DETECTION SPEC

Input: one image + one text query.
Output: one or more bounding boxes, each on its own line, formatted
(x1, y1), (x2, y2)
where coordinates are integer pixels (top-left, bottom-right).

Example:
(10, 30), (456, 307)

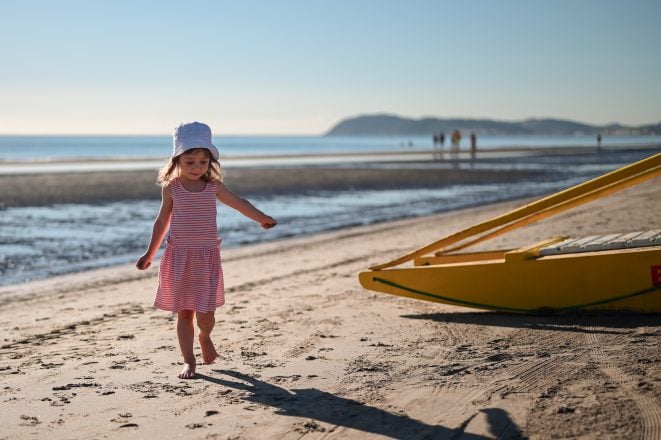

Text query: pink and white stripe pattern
(155, 178), (225, 312)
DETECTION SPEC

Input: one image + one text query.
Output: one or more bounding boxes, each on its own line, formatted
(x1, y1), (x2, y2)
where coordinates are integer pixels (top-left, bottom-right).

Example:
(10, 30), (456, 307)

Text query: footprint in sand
(52, 382), (100, 391)
(19, 415), (40, 426)
(185, 423), (207, 429)
(111, 414), (133, 423)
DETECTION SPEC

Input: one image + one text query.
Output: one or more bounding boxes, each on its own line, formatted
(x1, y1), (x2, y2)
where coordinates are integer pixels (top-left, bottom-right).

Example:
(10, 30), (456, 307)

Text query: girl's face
(179, 150), (210, 181)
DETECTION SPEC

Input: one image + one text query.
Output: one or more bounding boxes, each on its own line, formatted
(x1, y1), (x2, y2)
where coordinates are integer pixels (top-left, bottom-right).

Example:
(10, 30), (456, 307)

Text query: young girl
(136, 121), (277, 379)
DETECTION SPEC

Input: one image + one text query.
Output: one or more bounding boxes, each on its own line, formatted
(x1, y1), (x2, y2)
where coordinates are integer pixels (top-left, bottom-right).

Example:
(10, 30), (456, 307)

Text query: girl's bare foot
(178, 361), (196, 379)
(199, 334), (219, 364)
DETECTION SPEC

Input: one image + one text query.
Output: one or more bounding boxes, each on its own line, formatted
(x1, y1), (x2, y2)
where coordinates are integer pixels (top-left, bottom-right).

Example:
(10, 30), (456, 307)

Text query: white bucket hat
(172, 121), (219, 160)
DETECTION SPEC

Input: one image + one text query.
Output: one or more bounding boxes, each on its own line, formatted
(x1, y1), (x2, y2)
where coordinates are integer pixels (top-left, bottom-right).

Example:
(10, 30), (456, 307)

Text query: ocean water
(1, 134), (661, 161)
(0, 148), (656, 287)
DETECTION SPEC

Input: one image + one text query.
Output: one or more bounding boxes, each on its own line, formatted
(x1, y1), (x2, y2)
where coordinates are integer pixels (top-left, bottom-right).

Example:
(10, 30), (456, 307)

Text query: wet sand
(0, 164), (545, 207)
(0, 178), (659, 439)
(2, 145), (658, 207)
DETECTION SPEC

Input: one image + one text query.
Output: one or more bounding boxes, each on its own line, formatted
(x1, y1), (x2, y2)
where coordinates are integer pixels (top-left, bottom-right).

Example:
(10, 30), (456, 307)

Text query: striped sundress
(154, 177), (225, 313)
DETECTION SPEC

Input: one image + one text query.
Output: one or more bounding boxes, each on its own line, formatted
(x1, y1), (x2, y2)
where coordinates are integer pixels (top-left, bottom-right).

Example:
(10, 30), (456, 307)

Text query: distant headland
(325, 114), (661, 136)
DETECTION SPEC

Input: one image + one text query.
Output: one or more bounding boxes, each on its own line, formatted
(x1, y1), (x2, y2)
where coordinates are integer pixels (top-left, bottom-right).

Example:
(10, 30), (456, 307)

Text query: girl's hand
(261, 216), (277, 229)
(136, 254), (152, 270)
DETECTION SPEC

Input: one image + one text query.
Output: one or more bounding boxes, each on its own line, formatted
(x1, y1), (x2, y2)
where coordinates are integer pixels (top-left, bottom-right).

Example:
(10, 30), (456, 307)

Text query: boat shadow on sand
(197, 369), (519, 439)
(401, 311), (661, 335)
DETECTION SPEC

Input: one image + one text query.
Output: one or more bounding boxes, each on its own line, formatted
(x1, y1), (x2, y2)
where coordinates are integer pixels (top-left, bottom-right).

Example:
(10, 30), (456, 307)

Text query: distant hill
(325, 114), (661, 136)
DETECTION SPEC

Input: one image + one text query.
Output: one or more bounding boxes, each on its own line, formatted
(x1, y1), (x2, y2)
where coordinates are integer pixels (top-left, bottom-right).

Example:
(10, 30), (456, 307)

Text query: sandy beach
(2, 0), (660, 437)
(0, 171), (659, 438)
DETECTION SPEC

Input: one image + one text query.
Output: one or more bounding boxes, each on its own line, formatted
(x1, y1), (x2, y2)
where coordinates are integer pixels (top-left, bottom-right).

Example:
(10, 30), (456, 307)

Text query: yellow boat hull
(359, 246), (661, 313)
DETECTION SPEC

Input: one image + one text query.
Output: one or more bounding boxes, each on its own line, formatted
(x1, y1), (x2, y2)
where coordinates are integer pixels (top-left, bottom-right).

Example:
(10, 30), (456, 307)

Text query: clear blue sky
(1, 0), (659, 134)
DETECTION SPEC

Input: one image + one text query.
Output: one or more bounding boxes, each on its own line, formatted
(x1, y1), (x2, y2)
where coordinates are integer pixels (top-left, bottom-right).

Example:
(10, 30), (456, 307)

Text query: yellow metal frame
(360, 153), (661, 313)
(370, 153), (661, 270)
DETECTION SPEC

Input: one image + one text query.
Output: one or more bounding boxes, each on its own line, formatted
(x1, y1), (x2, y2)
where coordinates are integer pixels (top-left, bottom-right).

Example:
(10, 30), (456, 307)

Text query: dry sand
(0, 179), (659, 439)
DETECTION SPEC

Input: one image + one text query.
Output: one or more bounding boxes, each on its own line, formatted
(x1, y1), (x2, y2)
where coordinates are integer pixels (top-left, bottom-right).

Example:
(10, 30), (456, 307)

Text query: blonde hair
(157, 148), (223, 186)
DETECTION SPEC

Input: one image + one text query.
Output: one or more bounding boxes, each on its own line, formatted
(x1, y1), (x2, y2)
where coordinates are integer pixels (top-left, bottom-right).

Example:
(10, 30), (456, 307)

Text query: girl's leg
(176, 310), (196, 378)
(196, 311), (219, 364)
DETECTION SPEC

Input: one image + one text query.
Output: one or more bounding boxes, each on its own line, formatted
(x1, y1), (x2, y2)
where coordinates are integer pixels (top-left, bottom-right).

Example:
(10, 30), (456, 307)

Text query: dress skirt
(154, 240), (225, 313)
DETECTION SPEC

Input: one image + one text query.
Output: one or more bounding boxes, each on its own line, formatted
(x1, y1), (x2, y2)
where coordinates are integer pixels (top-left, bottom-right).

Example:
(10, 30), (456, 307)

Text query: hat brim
(173, 144), (219, 160)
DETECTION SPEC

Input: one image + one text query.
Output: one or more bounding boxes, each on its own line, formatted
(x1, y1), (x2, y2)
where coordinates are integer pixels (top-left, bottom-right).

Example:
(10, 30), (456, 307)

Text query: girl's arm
(216, 181), (277, 229)
(136, 185), (173, 270)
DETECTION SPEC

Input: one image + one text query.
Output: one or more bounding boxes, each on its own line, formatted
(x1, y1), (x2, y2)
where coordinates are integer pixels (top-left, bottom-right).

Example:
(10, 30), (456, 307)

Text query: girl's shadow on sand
(197, 369), (515, 439)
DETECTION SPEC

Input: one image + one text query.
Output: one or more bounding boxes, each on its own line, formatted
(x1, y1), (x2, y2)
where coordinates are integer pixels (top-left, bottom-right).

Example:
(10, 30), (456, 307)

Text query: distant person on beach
(470, 131), (477, 160)
(136, 121), (277, 379)
(438, 131), (445, 160)
(450, 130), (461, 160)
(432, 132), (444, 160)
(597, 133), (602, 151)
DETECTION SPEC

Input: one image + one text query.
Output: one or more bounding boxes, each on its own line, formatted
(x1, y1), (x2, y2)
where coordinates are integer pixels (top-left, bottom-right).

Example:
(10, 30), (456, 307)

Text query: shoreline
(2, 175), (659, 295)
(1, 142), (659, 163)
(0, 180), (659, 438)
(0, 143), (658, 175)
(1, 149), (658, 291)
(1, 146), (659, 208)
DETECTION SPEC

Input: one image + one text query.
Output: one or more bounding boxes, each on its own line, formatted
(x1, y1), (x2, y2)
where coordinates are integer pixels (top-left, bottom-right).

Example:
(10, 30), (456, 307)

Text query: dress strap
(206, 180), (218, 193)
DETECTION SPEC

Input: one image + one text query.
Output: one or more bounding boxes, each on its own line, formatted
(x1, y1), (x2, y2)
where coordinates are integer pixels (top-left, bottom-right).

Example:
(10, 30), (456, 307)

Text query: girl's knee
(178, 310), (195, 321)
(196, 311), (215, 328)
